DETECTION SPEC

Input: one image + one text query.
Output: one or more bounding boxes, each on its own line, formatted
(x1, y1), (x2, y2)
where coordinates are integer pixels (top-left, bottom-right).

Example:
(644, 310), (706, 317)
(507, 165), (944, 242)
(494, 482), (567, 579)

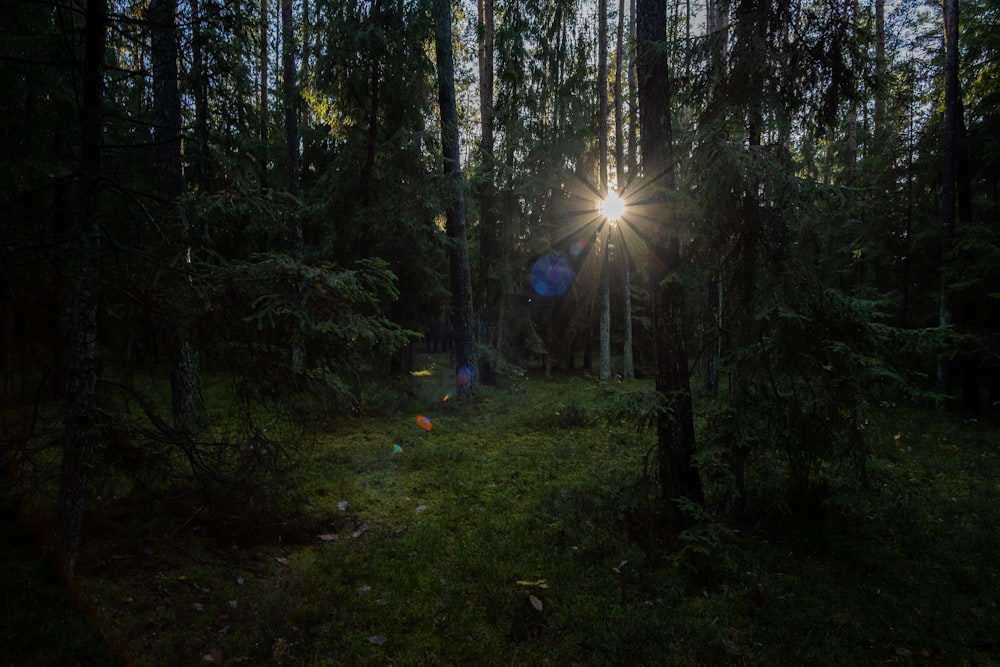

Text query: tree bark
(598, 0), (612, 381)
(636, 0), (703, 522)
(282, 0), (304, 372)
(152, 0), (208, 434)
(937, 0), (959, 410)
(259, 0), (269, 189)
(616, 0), (634, 381)
(56, 0), (107, 583)
(190, 0), (209, 192)
(476, 0), (498, 383)
(434, 0), (476, 393)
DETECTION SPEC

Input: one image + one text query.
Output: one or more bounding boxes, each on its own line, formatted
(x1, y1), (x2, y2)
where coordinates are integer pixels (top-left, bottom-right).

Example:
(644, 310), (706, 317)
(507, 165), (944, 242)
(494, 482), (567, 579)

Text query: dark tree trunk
(152, 0), (208, 434)
(704, 272), (720, 394)
(434, 0), (476, 393)
(616, 0), (634, 381)
(636, 0), (704, 523)
(282, 0), (304, 372)
(259, 0), (269, 189)
(190, 0), (209, 191)
(56, 0), (107, 583)
(361, 0), (382, 206)
(937, 0), (959, 410)
(598, 0), (612, 381)
(476, 0), (498, 384)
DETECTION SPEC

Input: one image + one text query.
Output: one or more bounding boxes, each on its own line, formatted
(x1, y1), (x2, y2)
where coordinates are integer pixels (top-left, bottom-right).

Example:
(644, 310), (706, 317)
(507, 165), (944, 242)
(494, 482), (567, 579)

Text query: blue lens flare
(530, 254), (574, 296)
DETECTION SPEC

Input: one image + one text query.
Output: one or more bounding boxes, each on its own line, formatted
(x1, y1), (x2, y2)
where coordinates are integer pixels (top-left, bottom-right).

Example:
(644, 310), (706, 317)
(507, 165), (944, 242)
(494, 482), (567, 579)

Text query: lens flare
(530, 254), (574, 296)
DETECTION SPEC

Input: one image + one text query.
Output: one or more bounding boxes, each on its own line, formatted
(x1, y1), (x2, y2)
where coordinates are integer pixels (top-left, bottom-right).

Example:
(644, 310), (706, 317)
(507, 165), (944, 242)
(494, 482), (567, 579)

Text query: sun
(599, 190), (626, 222)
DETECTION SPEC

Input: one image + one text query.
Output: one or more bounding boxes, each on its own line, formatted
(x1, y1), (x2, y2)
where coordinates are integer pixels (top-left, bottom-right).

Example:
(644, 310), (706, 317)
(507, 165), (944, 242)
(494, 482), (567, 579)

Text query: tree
(150, 0), (209, 434)
(636, 0), (704, 522)
(616, 0), (635, 381)
(259, 0), (270, 189)
(476, 0), (499, 383)
(598, 0), (612, 382)
(55, 0), (107, 582)
(433, 0), (476, 392)
(937, 0), (959, 409)
(282, 0), (304, 372)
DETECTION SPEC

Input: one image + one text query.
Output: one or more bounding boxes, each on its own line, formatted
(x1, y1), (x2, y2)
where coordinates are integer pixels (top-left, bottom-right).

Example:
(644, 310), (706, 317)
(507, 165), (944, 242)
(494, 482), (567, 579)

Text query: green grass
(3, 356), (999, 666)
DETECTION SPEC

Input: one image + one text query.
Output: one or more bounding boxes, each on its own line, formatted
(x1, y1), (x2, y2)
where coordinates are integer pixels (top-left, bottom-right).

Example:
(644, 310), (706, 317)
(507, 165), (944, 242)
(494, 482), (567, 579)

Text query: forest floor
(3, 353), (999, 666)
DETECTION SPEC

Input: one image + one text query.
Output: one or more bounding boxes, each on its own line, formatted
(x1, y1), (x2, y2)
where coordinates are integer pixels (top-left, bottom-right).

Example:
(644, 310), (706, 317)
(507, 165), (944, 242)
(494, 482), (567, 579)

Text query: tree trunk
(598, 0), (612, 381)
(476, 0), (497, 384)
(259, 0), (269, 189)
(56, 0), (107, 583)
(704, 272), (720, 393)
(627, 0), (638, 182)
(190, 0), (209, 192)
(282, 0), (304, 373)
(152, 0), (208, 434)
(636, 0), (703, 522)
(616, 0), (634, 381)
(361, 0), (382, 206)
(937, 0), (959, 410)
(434, 0), (476, 394)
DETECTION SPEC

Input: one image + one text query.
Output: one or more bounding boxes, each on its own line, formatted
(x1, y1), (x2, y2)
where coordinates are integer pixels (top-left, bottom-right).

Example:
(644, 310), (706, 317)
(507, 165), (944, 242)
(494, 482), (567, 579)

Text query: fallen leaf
(415, 505), (428, 512)
(352, 523), (369, 538)
(894, 646), (913, 657)
(368, 635), (388, 645)
(202, 648), (223, 664)
(271, 638), (289, 662)
(516, 579), (549, 588)
(337, 500), (348, 511)
(317, 533), (339, 542)
(529, 594), (544, 611)
(275, 556), (290, 565)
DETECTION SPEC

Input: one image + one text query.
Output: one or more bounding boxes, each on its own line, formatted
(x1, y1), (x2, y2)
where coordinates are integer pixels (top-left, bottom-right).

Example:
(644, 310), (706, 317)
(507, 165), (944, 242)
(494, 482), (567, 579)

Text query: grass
(2, 354), (999, 666)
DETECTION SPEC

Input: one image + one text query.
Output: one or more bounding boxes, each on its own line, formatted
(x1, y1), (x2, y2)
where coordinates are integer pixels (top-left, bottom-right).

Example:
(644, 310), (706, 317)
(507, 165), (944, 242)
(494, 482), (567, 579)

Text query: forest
(1, 0), (999, 664)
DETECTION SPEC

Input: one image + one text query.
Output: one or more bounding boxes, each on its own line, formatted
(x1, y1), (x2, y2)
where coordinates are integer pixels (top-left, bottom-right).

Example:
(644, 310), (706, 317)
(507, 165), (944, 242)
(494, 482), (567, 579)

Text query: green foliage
(208, 254), (417, 396)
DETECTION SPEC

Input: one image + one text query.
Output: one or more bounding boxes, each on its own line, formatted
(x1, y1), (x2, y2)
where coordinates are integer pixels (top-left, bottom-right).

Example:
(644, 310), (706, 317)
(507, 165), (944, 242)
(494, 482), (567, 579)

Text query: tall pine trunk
(434, 0), (476, 394)
(282, 0), (304, 373)
(259, 0), (269, 189)
(152, 0), (208, 434)
(476, 0), (498, 384)
(937, 0), (959, 410)
(636, 0), (703, 524)
(616, 0), (634, 380)
(598, 0), (612, 381)
(56, 0), (107, 583)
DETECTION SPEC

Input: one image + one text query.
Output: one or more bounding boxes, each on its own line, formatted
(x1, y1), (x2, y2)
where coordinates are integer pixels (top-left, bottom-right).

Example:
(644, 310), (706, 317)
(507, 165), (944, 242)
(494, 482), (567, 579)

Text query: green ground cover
(3, 356), (999, 666)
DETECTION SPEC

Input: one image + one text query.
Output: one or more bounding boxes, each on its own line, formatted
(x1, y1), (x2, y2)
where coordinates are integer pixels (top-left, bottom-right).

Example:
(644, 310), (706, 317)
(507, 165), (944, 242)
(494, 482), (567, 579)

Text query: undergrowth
(2, 355), (998, 666)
